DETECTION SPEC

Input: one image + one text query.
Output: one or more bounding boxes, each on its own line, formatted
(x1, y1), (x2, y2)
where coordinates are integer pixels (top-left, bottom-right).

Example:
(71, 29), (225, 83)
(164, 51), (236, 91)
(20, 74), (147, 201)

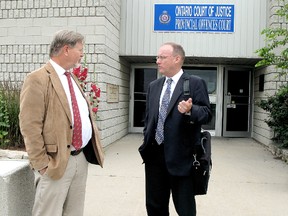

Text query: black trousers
(144, 144), (196, 216)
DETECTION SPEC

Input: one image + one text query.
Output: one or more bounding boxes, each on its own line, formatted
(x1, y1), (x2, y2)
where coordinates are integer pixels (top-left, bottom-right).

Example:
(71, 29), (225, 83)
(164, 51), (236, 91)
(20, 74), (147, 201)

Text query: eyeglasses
(155, 56), (172, 61)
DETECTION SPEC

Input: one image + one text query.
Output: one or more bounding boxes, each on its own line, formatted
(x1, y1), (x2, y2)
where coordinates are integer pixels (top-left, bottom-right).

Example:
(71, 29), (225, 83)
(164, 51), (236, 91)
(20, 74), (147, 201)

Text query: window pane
(133, 68), (157, 127)
(134, 68), (157, 93)
(183, 67), (217, 94)
(134, 101), (146, 127)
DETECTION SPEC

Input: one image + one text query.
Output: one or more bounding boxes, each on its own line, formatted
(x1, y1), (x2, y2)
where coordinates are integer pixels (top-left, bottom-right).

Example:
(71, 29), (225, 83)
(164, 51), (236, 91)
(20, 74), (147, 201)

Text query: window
(183, 67), (217, 94)
(133, 68), (157, 127)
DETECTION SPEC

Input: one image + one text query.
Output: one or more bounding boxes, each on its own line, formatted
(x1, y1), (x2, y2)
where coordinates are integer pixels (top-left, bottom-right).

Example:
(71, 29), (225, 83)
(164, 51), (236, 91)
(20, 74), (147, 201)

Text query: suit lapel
(153, 77), (166, 121)
(167, 73), (189, 115)
(44, 63), (72, 124)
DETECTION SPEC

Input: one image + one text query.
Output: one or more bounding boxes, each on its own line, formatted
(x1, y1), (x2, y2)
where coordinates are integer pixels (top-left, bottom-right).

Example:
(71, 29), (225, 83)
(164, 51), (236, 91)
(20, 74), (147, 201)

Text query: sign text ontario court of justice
(154, 4), (234, 32)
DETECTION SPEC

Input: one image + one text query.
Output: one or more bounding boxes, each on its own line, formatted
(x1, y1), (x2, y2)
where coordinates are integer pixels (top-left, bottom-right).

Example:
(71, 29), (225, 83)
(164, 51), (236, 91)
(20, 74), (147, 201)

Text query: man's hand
(178, 98), (192, 114)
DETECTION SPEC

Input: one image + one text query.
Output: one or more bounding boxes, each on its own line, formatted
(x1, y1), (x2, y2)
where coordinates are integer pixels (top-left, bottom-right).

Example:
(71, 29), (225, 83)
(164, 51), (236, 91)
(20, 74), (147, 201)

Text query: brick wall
(0, 0), (129, 147)
(253, 0), (288, 146)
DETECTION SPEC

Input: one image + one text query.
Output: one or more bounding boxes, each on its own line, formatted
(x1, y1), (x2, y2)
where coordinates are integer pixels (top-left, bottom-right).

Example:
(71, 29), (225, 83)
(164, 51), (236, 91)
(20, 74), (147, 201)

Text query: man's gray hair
(163, 42), (185, 62)
(49, 30), (84, 57)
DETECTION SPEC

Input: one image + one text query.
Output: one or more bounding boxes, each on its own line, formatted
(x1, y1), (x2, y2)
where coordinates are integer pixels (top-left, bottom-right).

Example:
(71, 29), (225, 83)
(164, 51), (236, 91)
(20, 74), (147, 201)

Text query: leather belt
(70, 148), (83, 156)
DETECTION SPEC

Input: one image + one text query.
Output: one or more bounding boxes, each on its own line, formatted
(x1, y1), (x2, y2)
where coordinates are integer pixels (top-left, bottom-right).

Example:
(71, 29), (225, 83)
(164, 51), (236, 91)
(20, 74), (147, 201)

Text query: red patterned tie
(65, 72), (82, 150)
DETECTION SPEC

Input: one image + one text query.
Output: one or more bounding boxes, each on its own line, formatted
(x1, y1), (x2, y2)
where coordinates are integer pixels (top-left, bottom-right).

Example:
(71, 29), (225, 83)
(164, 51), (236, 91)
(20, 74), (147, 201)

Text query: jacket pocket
(45, 144), (58, 153)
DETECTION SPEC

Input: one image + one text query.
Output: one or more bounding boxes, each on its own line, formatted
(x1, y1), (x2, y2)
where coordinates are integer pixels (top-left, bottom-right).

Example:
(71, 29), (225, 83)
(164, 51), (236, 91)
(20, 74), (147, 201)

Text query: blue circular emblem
(159, 11), (171, 24)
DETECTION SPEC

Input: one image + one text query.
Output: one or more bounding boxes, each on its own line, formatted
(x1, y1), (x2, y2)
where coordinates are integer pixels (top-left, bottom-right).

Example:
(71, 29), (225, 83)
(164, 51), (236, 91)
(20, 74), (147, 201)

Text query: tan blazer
(19, 62), (104, 180)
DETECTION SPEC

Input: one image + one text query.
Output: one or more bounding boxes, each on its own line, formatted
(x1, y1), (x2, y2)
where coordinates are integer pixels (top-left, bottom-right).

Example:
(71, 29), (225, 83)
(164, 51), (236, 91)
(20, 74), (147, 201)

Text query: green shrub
(0, 93), (10, 146)
(259, 84), (288, 148)
(0, 81), (24, 148)
(255, 0), (288, 72)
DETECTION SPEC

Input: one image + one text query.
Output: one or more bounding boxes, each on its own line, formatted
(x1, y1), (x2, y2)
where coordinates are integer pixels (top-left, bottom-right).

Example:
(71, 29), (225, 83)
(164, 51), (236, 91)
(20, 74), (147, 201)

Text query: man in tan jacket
(19, 30), (104, 216)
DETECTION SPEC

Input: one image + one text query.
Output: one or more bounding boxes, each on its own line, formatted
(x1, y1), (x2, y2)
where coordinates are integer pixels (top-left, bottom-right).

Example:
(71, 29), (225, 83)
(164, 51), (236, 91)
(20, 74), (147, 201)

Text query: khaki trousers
(32, 152), (88, 216)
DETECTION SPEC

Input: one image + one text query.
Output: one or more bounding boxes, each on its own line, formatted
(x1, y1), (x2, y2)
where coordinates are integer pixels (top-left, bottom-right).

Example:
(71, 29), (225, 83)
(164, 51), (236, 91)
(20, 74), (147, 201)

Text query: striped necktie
(155, 78), (172, 144)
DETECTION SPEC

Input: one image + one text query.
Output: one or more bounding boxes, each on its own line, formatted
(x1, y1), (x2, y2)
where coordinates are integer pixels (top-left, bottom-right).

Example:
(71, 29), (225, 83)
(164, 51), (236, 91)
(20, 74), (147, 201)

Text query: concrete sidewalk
(84, 134), (288, 216)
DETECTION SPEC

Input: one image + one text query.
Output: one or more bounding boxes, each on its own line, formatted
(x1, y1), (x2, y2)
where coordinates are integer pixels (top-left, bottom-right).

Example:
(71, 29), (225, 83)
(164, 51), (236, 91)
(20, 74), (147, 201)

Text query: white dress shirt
(159, 69), (184, 108)
(49, 59), (92, 150)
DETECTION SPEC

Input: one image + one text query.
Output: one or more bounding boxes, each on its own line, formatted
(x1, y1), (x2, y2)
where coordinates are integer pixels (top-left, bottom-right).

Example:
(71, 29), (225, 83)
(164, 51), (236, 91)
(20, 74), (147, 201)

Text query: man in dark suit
(139, 42), (211, 216)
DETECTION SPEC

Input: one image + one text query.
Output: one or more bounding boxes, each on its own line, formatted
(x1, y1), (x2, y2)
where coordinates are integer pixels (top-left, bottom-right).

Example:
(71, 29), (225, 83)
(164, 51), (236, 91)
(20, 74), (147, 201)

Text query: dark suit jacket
(139, 72), (211, 176)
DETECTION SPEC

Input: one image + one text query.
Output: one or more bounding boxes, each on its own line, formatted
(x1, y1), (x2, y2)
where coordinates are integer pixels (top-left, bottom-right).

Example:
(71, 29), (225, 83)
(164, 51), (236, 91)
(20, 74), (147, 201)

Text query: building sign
(154, 4), (234, 32)
(107, 83), (119, 103)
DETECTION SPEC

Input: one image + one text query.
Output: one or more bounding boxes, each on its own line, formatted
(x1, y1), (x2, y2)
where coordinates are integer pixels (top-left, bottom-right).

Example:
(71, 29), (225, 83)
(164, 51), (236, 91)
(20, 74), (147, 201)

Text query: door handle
(226, 92), (236, 108)
(226, 92), (231, 104)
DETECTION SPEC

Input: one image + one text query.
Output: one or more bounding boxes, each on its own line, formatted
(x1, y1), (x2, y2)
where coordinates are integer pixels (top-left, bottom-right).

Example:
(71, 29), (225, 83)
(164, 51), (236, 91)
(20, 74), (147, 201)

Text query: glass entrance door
(129, 68), (158, 133)
(223, 68), (251, 137)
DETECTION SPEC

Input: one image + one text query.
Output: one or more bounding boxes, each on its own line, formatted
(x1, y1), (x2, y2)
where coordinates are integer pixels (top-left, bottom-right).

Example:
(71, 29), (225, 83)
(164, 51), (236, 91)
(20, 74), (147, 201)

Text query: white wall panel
(120, 0), (268, 58)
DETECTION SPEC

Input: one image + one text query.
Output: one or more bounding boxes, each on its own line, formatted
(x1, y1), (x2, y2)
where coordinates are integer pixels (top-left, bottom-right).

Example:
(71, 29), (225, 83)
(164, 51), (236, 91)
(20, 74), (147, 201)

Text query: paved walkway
(84, 134), (288, 216)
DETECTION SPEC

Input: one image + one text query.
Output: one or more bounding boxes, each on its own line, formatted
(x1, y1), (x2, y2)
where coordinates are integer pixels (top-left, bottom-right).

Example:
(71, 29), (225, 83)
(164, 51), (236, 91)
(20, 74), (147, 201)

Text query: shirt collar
(49, 59), (66, 76)
(166, 69), (183, 84)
